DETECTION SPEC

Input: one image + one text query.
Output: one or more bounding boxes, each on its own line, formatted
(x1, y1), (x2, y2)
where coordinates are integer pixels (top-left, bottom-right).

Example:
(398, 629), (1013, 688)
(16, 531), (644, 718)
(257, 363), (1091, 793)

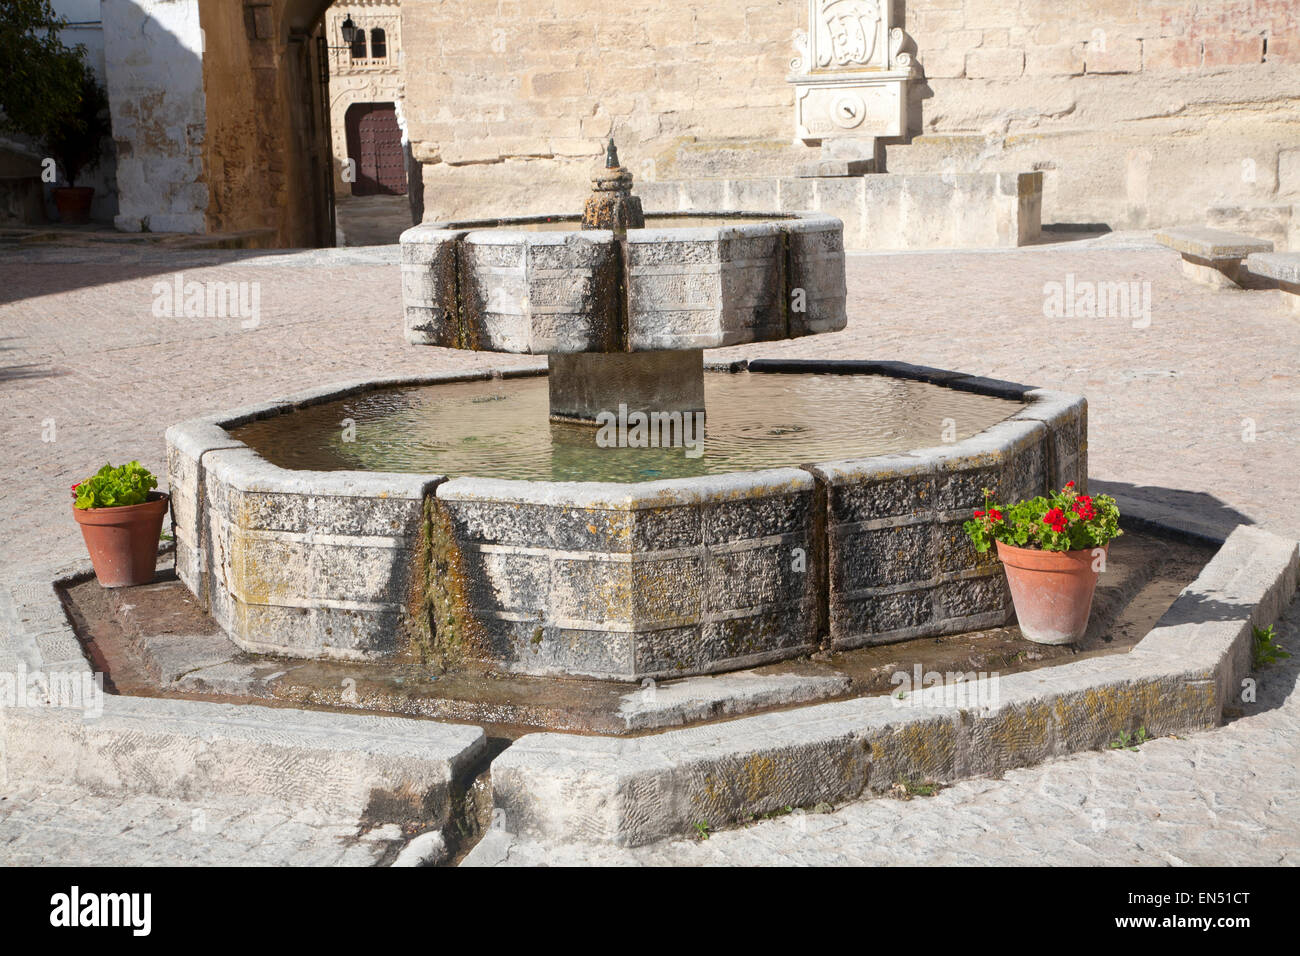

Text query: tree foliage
(0, 0), (86, 141)
(46, 66), (110, 184)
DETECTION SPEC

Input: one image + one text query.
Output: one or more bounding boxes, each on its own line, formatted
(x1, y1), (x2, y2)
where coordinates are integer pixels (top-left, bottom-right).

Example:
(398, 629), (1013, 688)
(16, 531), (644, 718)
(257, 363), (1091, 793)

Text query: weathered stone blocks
(433, 469), (820, 680)
(166, 390), (446, 662)
(400, 212), (847, 354)
(401, 227), (463, 347)
(810, 406), (1084, 652)
(166, 366), (1083, 678)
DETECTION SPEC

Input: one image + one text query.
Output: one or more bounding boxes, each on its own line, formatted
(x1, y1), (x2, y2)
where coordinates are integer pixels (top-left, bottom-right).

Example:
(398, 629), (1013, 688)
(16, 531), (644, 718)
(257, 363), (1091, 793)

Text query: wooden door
(345, 102), (406, 196)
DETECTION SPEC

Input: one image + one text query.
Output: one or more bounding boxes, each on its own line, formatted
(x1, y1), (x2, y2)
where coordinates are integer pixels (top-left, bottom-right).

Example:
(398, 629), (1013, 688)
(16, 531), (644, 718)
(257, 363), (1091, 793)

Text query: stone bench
(1155, 226), (1274, 288)
(1245, 252), (1300, 314)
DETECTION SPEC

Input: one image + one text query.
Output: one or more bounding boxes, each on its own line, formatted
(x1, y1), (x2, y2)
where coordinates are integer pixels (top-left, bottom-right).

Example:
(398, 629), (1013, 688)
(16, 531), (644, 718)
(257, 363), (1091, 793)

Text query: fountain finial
(583, 140), (644, 233)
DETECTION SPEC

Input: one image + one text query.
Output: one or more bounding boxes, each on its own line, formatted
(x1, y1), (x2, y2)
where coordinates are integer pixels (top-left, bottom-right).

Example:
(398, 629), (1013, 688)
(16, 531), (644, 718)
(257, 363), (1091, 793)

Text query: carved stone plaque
(788, 0), (916, 146)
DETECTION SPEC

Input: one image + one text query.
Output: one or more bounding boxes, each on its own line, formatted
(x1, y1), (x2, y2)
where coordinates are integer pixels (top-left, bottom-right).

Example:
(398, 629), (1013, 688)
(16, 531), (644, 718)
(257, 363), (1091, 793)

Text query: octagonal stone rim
(165, 362), (1086, 674)
(165, 362), (1077, 505)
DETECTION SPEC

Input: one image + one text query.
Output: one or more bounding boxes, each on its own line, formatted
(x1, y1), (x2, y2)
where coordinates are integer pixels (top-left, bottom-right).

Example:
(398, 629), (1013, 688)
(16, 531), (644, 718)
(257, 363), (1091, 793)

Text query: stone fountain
(400, 141), (848, 424)
(166, 144), (1087, 681)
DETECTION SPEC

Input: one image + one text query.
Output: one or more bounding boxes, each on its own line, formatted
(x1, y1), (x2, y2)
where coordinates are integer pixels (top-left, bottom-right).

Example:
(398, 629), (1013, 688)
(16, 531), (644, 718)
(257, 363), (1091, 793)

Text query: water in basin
(230, 372), (1024, 483)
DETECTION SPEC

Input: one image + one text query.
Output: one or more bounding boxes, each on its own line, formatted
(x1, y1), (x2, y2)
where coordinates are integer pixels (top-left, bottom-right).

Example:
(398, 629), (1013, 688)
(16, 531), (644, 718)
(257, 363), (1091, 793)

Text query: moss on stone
(411, 496), (490, 668)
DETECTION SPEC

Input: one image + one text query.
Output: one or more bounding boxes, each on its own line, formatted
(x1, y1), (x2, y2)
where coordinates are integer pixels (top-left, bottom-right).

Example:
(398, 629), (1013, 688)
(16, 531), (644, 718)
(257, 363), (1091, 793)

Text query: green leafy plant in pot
(964, 481), (1122, 645)
(72, 462), (169, 587)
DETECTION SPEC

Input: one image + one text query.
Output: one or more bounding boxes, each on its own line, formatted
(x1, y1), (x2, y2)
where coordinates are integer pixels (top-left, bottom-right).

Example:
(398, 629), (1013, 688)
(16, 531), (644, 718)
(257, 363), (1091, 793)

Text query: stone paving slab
(0, 783), (405, 866)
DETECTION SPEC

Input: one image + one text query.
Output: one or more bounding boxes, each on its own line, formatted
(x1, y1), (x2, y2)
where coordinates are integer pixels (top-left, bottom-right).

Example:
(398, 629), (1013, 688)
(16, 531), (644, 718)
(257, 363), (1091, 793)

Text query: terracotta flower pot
(996, 540), (1106, 645)
(73, 492), (169, 588)
(52, 186), (95, 225)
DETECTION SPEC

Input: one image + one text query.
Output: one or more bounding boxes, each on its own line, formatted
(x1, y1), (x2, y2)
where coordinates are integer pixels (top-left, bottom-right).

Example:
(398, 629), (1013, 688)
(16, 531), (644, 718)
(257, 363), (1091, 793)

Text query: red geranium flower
(989, 509), (1003, 521)
(1043, 507), (1067, 533)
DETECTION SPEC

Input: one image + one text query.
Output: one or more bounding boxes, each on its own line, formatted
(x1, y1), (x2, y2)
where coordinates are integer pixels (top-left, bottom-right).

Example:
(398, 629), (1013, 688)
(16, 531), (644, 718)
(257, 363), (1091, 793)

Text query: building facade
(402, 0), (1300, 247)
(10, 1), (1299, 248)
(325, 2), (406, 197)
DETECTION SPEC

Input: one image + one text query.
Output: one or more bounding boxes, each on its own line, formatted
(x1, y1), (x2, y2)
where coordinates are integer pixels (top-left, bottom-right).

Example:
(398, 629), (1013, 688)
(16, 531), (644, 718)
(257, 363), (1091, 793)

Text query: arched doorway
(344, 102), (407, 196)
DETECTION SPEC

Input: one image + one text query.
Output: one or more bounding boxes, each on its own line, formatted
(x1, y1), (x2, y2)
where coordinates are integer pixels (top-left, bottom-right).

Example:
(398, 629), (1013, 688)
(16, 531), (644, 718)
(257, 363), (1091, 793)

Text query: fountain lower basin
(165, 361), (1087, 681)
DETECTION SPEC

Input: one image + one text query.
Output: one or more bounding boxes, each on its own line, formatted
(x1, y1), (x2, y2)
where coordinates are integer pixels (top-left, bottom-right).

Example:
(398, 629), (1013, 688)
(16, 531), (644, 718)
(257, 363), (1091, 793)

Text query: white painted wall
(100, 0), (207, 233)
(52, 0), (107, 76)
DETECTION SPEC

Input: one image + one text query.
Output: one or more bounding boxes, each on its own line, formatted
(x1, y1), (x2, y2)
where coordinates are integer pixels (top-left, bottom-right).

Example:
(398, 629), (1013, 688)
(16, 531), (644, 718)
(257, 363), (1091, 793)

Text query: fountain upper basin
(400, 210), (847, 354)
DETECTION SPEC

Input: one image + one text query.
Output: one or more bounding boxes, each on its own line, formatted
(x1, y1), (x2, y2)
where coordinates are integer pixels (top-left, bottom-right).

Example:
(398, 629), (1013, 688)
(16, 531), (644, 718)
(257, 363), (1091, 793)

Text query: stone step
(1, 694), (487, 829)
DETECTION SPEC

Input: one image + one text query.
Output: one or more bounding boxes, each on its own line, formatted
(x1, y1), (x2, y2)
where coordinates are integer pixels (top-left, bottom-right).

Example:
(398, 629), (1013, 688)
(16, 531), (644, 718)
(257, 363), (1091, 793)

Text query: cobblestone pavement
(0, 785), (406, 866)
(1, 232), (1297, 865)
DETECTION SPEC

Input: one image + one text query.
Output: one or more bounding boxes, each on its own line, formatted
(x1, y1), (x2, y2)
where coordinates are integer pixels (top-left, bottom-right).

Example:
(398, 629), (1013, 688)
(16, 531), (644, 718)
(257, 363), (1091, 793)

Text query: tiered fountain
(166, 144), (1086, 681)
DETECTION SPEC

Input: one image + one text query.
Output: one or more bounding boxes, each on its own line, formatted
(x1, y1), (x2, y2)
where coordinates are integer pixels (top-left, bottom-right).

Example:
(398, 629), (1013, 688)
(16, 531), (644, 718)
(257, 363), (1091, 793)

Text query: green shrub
(72, 462), (158, 509)
(1253, 624), (1290, 669)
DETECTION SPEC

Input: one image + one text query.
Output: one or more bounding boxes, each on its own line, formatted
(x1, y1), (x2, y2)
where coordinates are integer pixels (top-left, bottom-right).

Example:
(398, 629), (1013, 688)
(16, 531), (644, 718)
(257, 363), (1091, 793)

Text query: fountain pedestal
(547, 350), (705, 424)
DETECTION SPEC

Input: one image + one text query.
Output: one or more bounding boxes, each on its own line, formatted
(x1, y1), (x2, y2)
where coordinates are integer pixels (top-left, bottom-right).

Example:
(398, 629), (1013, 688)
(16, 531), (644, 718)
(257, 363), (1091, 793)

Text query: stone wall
(402, 0), (806, 223)
(402, 0), (1300, 245)
(96, 0), (333, 244)
(198, 0), (335, 247)
(895, 0), (1300, 245)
